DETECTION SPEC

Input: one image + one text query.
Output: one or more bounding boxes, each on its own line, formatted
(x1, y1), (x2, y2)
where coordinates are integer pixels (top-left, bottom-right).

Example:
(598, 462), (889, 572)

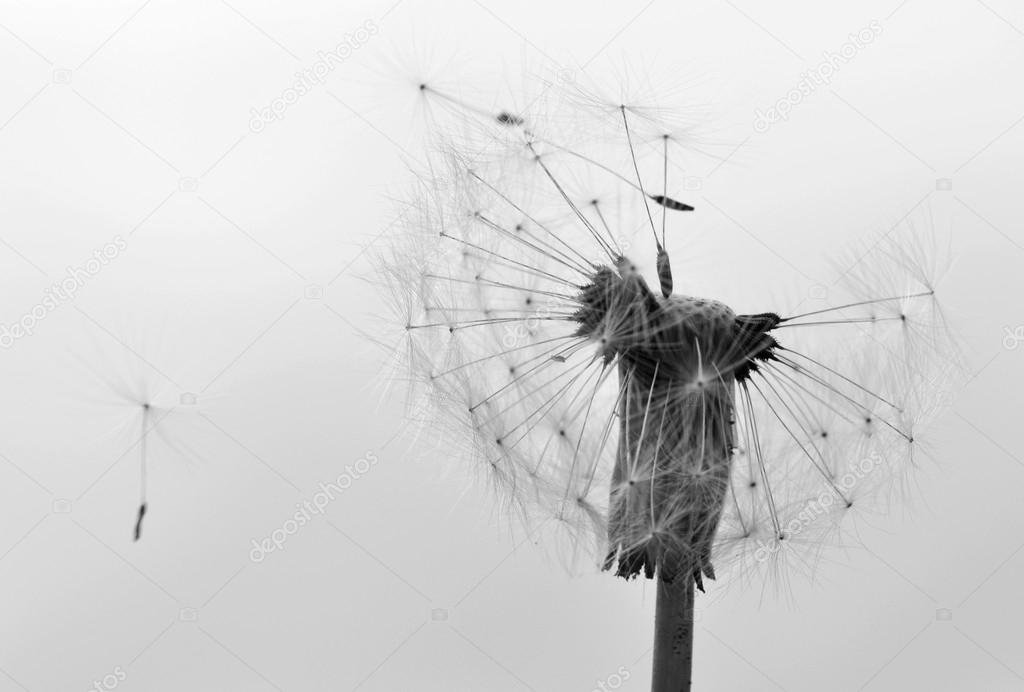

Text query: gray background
(0, 0), (1022, 690)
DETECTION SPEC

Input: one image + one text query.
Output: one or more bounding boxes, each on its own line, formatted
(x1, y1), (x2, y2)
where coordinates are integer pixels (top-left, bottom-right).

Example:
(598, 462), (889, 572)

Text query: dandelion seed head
(378, 67), (959, 586)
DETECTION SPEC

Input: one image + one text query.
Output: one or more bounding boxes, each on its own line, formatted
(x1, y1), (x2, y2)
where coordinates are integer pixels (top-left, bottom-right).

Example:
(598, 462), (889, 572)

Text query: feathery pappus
(376, 71), (957, 593)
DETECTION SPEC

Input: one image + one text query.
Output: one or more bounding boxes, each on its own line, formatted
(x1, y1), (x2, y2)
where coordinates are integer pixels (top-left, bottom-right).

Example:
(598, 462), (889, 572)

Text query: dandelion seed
(379, 70), (957, 691)
(70, 325), (208, 544)
(135, 401), (151, 541)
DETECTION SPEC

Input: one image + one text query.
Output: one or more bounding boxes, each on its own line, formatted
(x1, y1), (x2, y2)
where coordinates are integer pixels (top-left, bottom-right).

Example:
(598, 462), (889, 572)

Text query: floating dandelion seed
(136, 401), (151, 541)
(379, 71), (956, 691)
(71, 326), (207, 544)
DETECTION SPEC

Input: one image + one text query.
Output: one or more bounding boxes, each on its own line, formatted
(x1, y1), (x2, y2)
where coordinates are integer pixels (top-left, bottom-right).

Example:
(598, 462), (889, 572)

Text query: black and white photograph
(1, 1), (1022, 690)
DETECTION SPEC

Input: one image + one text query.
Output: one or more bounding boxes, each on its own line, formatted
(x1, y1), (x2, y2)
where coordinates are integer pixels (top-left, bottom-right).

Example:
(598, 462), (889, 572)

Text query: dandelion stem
(652, 576), (695, 692)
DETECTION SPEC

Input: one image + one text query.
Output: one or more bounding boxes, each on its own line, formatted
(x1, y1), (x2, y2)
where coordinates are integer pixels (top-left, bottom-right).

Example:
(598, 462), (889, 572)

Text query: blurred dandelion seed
(135, 401), (150, 541)
(378, 69), (956, 691)
(71, 324), (207, 544)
